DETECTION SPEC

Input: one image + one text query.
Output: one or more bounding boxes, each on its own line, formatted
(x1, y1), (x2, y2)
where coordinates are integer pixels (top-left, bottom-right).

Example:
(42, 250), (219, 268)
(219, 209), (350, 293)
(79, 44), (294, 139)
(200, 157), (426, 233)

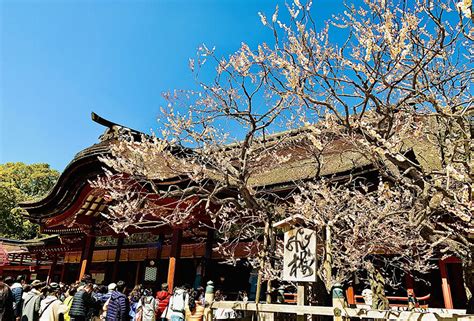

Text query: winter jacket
(38, 295), (62, 321)
(93, 292), (110, 305)
(105, 291), (129, 321)
(0, 284), (15, 321)
(136, 296), (156, 321)
(69, 290), (93, 318)
(22, 289), (41, 321)
(155, 291), (170, 316)
(11, 283), (23, 317)
(102, 292), (112, 303)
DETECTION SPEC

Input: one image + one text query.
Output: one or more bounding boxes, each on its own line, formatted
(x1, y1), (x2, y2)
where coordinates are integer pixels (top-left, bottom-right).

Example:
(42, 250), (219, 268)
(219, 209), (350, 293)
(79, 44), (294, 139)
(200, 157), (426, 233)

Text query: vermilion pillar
(167, 229), (182, 291)
(78, 235), (96, 281)
(346, 285), (355, 306)
(439, 259), (454, 309)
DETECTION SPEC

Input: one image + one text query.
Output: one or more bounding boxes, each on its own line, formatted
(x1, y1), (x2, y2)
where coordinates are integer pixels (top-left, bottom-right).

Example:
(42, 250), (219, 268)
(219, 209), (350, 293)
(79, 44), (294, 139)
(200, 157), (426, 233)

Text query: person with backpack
(38, 284), (62, 321)
(0, 275), (15, 321)
(168, 286), (188, 321)
(136, 289), (156, 321)
(22, 280), (44, 321)
(155, 284), (170, 321)
(105, 281), (129, 321)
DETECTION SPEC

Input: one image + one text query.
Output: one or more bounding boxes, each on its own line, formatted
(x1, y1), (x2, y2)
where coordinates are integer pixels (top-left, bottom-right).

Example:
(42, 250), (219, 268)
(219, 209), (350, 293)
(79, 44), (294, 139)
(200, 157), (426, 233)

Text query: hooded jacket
(105, 290), (129, 321)
(22, 289), (41, 321)
(38, 295), (62, 321)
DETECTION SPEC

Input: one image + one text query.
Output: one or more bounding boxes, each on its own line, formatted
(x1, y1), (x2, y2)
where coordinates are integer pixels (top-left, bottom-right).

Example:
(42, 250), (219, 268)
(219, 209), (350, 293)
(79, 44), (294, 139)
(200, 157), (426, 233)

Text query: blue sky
(0, 0), (344, 171)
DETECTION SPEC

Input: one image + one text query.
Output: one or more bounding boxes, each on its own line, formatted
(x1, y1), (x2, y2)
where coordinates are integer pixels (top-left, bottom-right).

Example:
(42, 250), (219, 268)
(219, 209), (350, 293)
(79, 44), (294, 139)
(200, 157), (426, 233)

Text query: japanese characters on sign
(282, 228), (317, 282)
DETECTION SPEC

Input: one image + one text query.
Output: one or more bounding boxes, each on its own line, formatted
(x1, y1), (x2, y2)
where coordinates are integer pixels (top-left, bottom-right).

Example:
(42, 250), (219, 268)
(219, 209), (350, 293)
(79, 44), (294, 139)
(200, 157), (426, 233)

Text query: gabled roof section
(18, 112), (140, 224)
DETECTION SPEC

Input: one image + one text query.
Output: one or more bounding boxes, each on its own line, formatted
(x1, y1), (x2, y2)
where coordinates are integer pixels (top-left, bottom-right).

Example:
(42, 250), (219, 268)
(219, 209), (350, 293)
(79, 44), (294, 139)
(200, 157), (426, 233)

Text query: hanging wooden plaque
(282, 227), (317, 282)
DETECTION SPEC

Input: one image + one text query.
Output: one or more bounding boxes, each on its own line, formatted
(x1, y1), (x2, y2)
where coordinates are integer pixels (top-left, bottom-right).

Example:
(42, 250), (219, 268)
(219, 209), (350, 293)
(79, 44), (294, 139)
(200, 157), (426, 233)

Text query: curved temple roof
(19, 113), (191, 235)
(19, 112), (441, 235)
(18, 113), (138, 228)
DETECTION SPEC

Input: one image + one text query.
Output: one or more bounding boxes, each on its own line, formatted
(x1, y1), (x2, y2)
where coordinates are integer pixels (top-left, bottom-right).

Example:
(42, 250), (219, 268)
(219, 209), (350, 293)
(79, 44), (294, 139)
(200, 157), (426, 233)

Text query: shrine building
(0, 112), (468, 309)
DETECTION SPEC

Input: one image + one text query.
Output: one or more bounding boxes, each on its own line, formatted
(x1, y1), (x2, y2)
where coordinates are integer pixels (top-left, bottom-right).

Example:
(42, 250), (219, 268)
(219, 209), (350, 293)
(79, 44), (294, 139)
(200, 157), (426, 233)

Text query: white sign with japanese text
(282, 228), (317, 282)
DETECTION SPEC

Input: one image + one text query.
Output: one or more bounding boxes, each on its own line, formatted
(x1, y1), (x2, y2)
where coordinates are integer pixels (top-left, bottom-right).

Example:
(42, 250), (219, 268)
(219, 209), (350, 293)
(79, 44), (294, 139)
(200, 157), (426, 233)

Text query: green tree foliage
(0, 162), (59, 239)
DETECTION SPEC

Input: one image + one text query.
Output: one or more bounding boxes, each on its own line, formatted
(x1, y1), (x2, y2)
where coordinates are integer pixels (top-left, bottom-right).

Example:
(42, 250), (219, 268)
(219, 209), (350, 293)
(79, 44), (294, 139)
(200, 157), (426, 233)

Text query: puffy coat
(69, 290), (93, 318)
(155, 291), (170, 315)
(105, 291), (129, 321)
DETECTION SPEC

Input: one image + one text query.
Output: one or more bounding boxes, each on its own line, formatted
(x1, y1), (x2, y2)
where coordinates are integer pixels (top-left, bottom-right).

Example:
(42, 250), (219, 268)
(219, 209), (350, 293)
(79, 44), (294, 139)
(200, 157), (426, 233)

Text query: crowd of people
(0, 274), (224, 321)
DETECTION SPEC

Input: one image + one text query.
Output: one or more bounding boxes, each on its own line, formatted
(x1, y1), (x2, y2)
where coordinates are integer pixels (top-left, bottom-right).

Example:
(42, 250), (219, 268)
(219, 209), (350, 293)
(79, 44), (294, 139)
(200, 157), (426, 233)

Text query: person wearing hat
(106, 283), (116, 300)
(0, 275), (15, 321)
(38, 283), (62, 321)
(22, 280), (44, 321)
(105, 281), (129, 321)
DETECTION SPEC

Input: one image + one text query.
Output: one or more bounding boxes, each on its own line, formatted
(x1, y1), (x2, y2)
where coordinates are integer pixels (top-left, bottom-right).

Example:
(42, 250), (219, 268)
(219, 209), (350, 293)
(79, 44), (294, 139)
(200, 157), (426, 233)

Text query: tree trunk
(322, 224), (333, 292)
(366, 262), (389, 310)
(255, 221), (270, 304)
(463, 261), (474, 313)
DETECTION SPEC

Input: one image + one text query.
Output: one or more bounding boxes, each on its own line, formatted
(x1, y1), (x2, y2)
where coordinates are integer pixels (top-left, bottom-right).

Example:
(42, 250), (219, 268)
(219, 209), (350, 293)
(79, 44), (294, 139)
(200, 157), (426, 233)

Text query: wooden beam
(296, 283), (307, 321)
(78, 235), (96, 281)
(60, 263), (66, 283)
(47, 255), (57, 284)
(112, 236), (124, 281)
(157, 234), (164, 260)
(135, 261), (142, 285)
(439, 259), (454, 309)
(2, 265), (51, 271)
(202, 228), (214, 282)
(209, 301), (469, 320)
(167, 229), (182, 292)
